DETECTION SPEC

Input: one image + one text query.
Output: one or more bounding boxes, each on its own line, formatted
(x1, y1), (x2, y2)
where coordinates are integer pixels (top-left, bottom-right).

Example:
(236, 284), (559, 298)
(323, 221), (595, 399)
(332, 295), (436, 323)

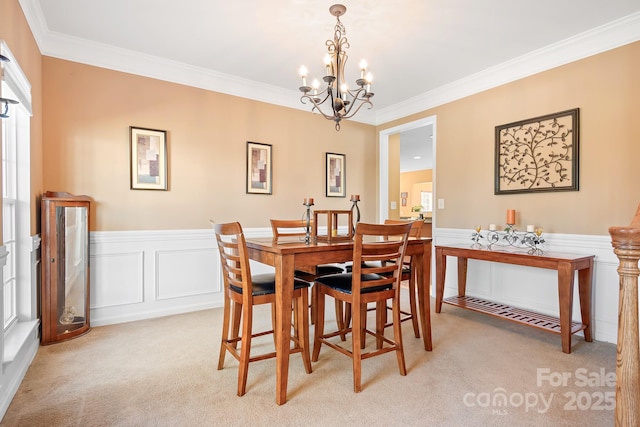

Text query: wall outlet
(390, 201), (397, 210)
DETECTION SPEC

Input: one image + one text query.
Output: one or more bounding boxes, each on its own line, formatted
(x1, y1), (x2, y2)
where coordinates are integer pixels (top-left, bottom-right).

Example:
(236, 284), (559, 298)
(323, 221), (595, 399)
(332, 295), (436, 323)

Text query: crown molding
(18, 1), (639, 127)
(375, 11), (640, 125)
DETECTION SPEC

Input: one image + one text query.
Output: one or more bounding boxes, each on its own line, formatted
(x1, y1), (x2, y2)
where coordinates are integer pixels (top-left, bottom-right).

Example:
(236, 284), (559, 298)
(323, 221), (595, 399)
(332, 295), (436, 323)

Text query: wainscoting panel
(155, 248), (219, 300)
(434, 228), (621, 344)
(90, 252), (144, 308)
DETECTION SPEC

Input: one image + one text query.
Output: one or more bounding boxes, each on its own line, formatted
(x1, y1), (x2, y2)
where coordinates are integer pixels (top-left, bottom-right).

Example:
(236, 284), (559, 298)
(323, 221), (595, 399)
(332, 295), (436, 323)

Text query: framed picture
(326, 152), (346, 197)
(495, 108), (579, 195)
(130, 126), (168, 190)
(246, 141), (272, 194)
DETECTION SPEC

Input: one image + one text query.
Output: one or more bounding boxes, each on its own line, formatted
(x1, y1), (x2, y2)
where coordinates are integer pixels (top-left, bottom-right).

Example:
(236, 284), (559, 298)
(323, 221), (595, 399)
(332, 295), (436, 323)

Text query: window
(1, 41), (34, 340)
(420, 191), (433, 213)
(1, 86), (18, 329)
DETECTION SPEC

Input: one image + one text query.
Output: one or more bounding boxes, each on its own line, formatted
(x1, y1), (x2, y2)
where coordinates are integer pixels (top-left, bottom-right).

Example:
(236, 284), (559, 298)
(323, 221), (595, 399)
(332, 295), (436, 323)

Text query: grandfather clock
(41, 191), (91, 344)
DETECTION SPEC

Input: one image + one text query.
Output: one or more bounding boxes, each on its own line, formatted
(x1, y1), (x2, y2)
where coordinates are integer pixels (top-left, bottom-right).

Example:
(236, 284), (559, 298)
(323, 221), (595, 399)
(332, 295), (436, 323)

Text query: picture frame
(130, 126), (168, 190)
(326, 152), (346, 197)
(495, 108), (579, 195)
(246, 141), (272, 194)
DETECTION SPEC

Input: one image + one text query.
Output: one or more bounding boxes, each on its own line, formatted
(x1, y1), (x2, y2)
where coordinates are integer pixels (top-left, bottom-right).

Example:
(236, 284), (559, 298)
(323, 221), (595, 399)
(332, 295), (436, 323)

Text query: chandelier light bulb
(299, 65), (308, 87)
(324, 55), (332, 76)
(359, 59), (368, 78)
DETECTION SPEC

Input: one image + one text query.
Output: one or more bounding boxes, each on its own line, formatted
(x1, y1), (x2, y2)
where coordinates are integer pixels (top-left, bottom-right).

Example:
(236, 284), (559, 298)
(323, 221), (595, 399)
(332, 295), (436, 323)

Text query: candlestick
(507, 209), (516, 225)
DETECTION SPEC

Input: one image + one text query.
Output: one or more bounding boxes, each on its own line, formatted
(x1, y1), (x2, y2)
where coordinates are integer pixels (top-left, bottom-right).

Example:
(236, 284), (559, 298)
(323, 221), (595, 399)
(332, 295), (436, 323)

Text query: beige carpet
(1, 296), (616, 427)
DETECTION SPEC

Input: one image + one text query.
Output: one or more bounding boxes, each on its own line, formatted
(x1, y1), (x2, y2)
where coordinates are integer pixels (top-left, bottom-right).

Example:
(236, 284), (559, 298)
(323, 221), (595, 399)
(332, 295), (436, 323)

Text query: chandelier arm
(300, 92), (341, 122)
(340, 98), (373, 120)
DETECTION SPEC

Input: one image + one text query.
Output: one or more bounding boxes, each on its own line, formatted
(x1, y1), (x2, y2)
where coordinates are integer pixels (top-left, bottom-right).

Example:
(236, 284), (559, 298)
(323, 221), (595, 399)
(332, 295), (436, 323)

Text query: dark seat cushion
(345, 263), (410, 276)
(295, 264), (344, 281)
(316, 264), (345, 275)
(230, 273), (310, 296)
(315, 273), (391, 294)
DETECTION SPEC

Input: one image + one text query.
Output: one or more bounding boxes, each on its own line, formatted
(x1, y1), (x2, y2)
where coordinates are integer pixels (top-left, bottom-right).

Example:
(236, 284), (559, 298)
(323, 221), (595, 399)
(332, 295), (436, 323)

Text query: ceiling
(17, 0), (640, 169)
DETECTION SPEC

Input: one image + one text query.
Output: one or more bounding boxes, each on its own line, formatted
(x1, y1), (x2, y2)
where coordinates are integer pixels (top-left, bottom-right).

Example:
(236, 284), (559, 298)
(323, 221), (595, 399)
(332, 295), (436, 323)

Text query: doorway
(378, 115), (437, 233)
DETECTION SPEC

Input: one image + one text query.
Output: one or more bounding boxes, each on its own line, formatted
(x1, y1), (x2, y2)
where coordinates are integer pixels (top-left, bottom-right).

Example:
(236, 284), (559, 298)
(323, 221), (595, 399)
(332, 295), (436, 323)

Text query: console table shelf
(443, 295), (585, 335)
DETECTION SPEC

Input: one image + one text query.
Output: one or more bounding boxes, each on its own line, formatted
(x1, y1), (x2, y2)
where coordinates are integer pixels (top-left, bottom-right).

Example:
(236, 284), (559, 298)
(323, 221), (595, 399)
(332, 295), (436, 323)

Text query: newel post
(609, 204), (640, 427)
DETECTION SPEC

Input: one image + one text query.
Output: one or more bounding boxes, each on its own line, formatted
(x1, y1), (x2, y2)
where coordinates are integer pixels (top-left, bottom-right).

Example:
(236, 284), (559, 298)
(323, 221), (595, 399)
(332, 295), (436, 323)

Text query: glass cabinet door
(55, 205), (88, 334)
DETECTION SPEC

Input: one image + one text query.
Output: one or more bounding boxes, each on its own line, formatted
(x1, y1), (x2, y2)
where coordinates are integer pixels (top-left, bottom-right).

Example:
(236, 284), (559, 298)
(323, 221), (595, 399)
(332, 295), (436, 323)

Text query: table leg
(416, 243), (432, 351)
(457, 257), (468, 296)
(578, 259), (594, 342)
(275, 254), (295, 405)
(435, 247), (445, 313)
(558, 262), (575, 354)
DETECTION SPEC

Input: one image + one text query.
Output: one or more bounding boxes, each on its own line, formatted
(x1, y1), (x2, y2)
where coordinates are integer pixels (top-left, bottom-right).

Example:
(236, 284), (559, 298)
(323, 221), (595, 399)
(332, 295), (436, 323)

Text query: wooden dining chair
(381, 219), (424, 337)
(344, 219), (423, 339)
(270, 218), (345, 326)
(212, 221), (312, 396)
(312, 221), (412, 393)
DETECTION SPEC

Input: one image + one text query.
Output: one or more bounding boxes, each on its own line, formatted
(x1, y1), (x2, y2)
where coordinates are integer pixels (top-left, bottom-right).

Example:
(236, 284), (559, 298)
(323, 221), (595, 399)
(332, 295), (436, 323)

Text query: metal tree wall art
(495, 108), (579, 194)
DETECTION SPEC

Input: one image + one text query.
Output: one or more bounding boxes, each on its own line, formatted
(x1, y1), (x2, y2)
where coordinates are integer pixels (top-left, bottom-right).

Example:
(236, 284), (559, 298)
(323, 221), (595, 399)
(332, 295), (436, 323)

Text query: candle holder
(350, 195), (361, 233)
(302, 199), (315, 245)
(473, 225), (545, 254)
(471, 225), (484, 249)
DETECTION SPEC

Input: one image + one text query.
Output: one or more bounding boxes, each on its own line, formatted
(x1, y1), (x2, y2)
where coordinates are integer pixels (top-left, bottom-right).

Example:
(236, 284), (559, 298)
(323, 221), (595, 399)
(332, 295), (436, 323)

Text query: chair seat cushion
(316, 264), (345, 275)
(230, 273), (310, 296)
(315, 273), (391, 294)
(346, 263), (410, 276)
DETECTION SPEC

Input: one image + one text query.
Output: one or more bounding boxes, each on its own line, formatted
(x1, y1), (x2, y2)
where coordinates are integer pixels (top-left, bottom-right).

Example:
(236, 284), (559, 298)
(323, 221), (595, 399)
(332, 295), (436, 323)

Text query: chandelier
(298, 4), (373, 131)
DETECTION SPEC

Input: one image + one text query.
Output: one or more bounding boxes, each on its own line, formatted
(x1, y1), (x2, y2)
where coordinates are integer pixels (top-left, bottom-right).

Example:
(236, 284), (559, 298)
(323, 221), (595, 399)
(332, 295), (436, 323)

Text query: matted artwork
(326, 152), (346, 197)
(495, 108), (579, 195)
(246, 141), (272, 194)
(130, 126), (168, 190)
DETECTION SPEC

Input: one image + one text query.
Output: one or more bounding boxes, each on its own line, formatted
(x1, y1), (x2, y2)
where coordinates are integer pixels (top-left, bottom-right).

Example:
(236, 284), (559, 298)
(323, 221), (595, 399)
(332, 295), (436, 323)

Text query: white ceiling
(16, 0), (640, 168)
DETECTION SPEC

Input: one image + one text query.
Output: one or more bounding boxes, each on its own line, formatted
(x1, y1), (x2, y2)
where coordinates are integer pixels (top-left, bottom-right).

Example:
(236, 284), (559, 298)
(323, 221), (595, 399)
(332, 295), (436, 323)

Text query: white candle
(299, 66), (308, 87)
(527, 225), (535, 232)
(489, 224), (496, 231)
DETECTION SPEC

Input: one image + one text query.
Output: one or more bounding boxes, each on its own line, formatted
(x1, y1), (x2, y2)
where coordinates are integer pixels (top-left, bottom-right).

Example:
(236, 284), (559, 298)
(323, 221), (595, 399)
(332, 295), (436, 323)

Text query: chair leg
(375, 301), (385, 349)
(360, 304), (367, 349)
(335, 300), (347, 341)
(312, 285), (326, 362)
(391, 296), (407, 377)
(408, 269), (420, 338)
(297, 289), (312, 374)
(218, 294), (232, 370)
(352, 300), (363, 393)
(310, 285), (316, 325)
(237, 302), (253, 396)
(231, 300), (242, 350)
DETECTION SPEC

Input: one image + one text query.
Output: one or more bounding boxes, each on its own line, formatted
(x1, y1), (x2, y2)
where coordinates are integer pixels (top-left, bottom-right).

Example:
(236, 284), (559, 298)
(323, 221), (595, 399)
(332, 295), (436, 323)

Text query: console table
(435, 244), (594, 353)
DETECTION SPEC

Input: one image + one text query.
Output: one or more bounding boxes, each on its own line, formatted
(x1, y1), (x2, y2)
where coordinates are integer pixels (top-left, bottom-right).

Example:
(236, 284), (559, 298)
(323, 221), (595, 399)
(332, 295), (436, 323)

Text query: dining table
(244, 235), (433, 405)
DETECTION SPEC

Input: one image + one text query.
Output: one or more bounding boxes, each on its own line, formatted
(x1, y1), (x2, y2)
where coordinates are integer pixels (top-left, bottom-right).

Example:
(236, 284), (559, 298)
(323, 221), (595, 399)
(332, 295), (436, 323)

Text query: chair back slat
(384, 219), (424, 238)
(211, 221), (253, 303)
(270, 218), (314, 241)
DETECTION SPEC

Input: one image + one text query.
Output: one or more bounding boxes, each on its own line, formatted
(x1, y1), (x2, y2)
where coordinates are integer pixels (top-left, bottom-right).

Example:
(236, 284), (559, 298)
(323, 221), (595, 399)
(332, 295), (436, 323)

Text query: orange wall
(41, 58), (377, 231)
(0, 0), (44, 236)
(4, 0), (640, 237)
(380, 41), (640, 235)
